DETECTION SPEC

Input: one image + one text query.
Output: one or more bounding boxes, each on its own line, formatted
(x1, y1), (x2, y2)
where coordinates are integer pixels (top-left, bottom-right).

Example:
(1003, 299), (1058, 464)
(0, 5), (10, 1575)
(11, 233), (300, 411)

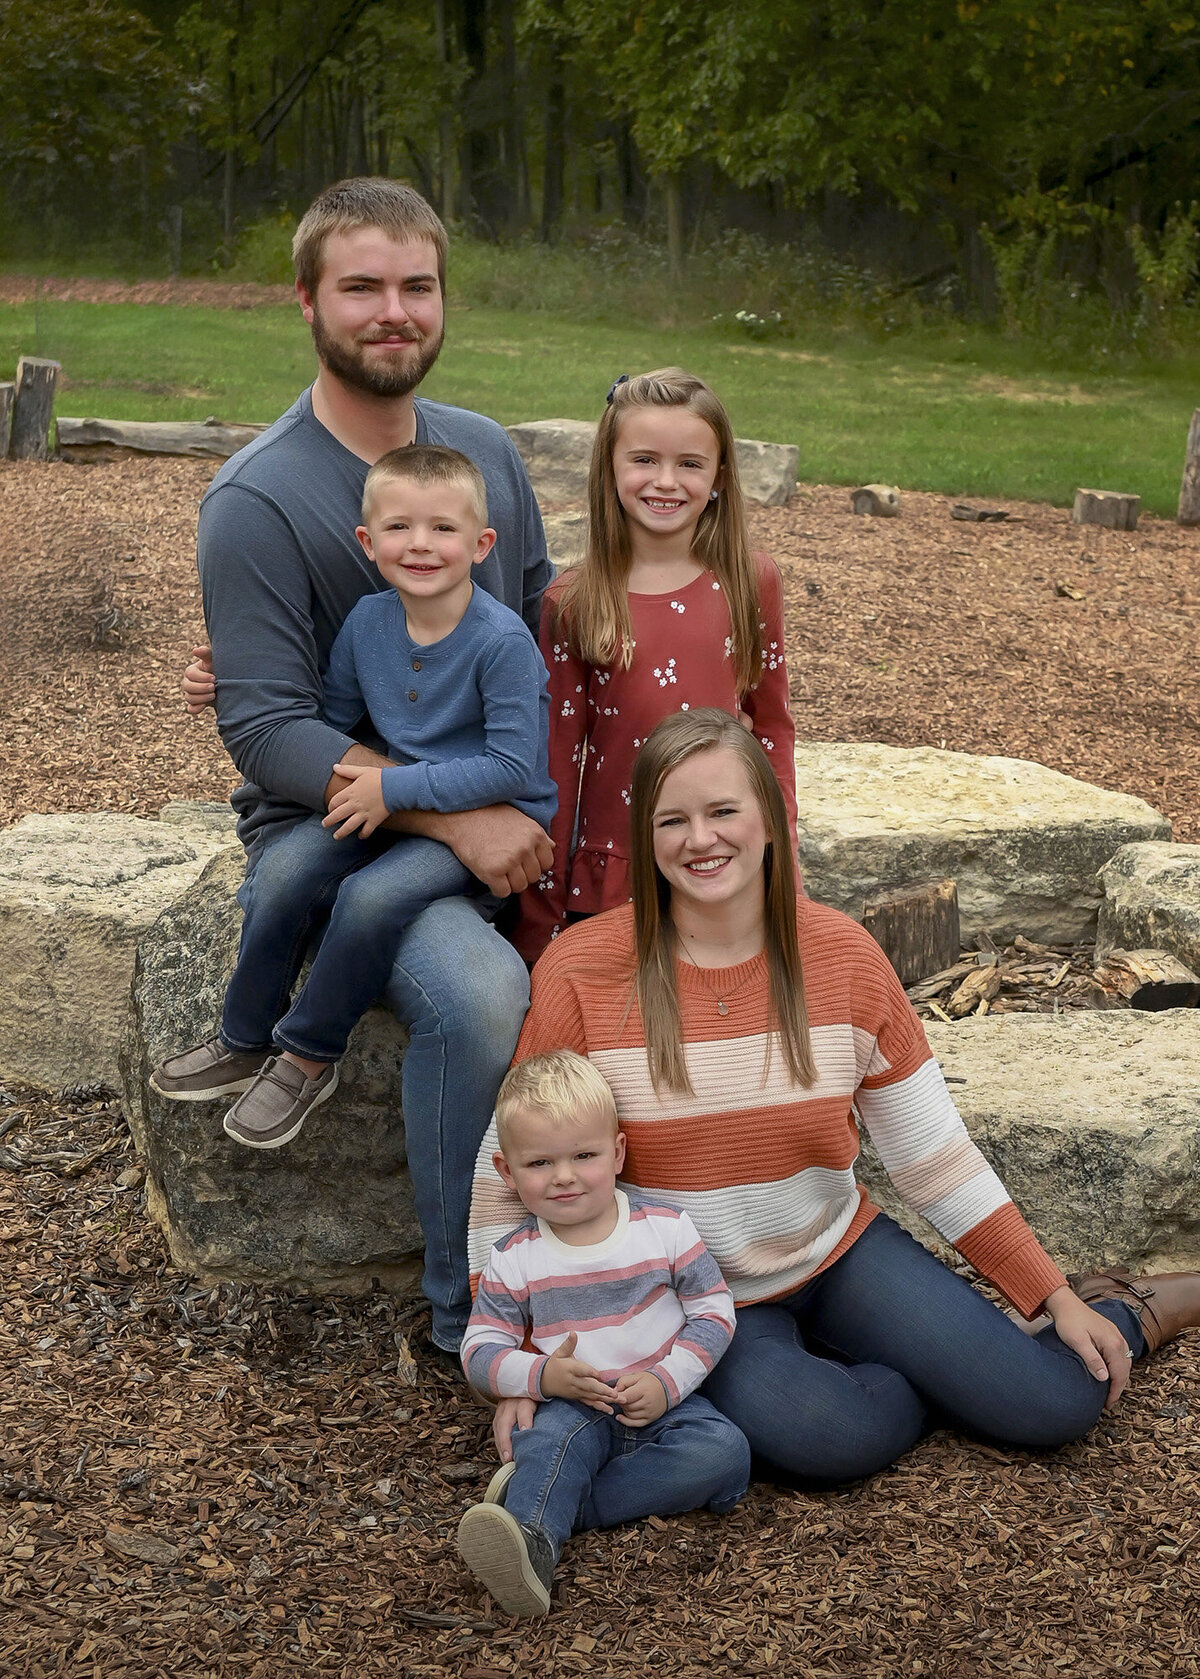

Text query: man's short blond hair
(361, 444), (488, 528)
(494, 1051), (619, 1149)
(293, 176), (448, 298)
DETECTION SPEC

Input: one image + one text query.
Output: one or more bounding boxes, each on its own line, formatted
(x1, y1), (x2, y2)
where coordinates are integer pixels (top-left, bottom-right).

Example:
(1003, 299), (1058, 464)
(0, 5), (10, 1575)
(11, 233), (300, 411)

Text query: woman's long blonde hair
(629, 708), (815, 1094)
(552, 369), (764, 695)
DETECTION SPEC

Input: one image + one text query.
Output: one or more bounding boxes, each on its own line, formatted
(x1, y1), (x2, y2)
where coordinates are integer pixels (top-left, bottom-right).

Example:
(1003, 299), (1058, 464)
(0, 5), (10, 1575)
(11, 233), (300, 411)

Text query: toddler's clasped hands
(539, 1332), (668, 1426)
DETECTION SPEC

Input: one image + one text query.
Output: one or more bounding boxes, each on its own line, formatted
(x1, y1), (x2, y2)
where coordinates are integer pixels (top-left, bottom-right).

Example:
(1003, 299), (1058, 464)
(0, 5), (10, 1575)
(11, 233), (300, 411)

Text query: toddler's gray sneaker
(223, 1056), (338, 1149)
(150, 1036), (266, 1101)
(457, 1502), (554, 1617)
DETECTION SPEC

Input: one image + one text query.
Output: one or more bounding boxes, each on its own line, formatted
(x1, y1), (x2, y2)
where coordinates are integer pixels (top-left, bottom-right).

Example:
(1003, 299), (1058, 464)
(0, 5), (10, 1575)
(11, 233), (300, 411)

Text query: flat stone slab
(0, 812), (236, 1090)
(543, 510), (587, 570)
(858, 1010), (1200, 1273)
(794, 743), (1170, 944)
(121, 847), (422, 1292)
(507, 419), (799, 507)
(1098, 843), (1200, 973)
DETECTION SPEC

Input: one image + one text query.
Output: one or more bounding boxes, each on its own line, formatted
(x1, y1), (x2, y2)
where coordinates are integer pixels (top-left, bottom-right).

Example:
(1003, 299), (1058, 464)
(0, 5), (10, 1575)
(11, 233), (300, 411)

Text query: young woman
(515, 369), (796, 963)
(473, 709), (1200, 1482)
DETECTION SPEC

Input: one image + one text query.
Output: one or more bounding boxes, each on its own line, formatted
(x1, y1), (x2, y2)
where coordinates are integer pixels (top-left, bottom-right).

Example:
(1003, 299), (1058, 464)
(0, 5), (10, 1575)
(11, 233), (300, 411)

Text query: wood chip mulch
(3, 458), (1200, 839)
(5, 454), (1200, 1675)
(2, 1084), (1198, 1678)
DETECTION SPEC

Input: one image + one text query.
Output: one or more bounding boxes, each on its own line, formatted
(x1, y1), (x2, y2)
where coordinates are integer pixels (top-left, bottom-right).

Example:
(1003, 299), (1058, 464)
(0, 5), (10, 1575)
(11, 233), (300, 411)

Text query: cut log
(9, 357), (60, 460)
(862, 878), (960, 986)
(0, 382), (13, 457)
(1092, 948), (1200, 1012)
(1179, 408), (1200, 527)
(1072, 488), (1139, 531)
(951, 504), (1009, 522)
(56, 416), (267, 459)
(851, 484), (901, 517)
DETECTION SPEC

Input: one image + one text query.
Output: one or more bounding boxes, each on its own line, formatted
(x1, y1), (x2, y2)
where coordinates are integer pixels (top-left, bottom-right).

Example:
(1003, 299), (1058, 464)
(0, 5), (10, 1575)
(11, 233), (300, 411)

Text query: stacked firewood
(906, 936), (1200, 1023)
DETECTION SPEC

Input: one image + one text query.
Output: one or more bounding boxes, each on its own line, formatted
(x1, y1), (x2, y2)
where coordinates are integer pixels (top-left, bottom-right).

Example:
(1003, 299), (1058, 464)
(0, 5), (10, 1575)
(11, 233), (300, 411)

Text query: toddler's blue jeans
(703, 1213), (1145, 1485)
(504, 1393), (750, 1558)
(221, 813), (473, 1064)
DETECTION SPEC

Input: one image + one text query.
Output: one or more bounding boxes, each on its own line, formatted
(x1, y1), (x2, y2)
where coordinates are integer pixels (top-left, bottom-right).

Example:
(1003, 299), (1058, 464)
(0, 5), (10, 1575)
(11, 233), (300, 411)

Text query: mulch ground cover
(3, 452), (1200, 1675)
(3, 1085), (1198, 1679)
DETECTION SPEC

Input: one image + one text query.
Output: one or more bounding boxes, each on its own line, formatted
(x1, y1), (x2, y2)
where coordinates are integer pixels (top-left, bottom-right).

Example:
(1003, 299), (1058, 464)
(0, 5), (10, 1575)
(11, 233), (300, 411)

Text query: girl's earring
(709, 489), (719, 502)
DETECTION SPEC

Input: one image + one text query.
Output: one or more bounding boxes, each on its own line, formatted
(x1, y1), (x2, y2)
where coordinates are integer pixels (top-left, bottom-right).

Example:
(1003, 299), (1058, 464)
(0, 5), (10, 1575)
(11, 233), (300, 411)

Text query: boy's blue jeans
(702, 1213), (1146, 1486)
(221, 813), (474, 1064)
(221, 815), (529, 1351)
(503, 1393), (750, 1558)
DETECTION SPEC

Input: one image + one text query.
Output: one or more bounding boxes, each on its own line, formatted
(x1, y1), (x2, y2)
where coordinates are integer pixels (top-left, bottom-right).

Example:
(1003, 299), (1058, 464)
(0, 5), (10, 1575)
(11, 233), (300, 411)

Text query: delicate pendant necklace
(678, 939), (760, 1016)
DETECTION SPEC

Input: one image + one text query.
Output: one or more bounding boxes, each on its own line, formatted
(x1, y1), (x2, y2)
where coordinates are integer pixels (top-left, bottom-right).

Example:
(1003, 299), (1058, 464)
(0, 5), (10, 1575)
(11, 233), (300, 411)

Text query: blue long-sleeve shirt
(322, 585), (556, 827)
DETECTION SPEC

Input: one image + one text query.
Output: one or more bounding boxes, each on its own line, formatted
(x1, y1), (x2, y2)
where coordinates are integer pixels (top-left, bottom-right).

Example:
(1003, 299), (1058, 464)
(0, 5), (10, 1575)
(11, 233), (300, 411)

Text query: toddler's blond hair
(494, 1050), (619, 1150)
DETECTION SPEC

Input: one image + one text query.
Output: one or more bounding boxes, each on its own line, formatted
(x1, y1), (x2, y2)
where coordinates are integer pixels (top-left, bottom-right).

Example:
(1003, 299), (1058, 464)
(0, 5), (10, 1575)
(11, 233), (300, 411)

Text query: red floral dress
(515, 552), (797, 962)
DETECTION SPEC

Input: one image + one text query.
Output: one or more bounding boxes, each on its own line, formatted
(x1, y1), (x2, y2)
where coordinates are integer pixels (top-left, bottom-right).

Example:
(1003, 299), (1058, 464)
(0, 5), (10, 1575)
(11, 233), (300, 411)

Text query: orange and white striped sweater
(469, 900), (1067, 1321)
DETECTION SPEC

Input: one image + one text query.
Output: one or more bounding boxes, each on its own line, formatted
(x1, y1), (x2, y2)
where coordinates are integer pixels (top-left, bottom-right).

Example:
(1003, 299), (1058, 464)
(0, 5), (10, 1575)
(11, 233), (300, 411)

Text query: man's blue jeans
(703, 1214), (1146, 1486)
(504, 1393), (750, 1558)
(223, 818), (529, 1351)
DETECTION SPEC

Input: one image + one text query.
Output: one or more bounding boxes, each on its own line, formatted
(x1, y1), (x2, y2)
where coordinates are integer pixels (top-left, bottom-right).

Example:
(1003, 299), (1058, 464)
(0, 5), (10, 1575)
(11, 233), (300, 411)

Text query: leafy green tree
(0, 0), (185, 225)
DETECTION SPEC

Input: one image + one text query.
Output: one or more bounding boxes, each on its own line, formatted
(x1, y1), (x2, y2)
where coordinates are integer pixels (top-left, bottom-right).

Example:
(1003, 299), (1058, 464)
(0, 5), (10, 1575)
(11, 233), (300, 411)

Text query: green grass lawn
(3, 296), (1196, 514)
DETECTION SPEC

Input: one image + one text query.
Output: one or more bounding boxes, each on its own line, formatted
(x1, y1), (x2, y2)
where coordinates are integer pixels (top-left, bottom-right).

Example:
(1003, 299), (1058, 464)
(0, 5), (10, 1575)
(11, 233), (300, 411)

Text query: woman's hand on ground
(611, 1370), (668, 1428)
(323, 764), (388, 838)
(539, 1333), (615, 1412)
(182, 645), (216, 714)
(492, 1397), (537, 1462)
(1044, 1284), (1133, 1408)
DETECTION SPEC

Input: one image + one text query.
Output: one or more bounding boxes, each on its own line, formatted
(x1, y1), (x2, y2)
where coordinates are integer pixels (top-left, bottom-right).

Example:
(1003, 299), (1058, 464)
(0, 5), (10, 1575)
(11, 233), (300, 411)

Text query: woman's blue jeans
(702, 1214), (1146, 1486)
(505, 1393), (750, 1558)
(221, 817), (529, 1352)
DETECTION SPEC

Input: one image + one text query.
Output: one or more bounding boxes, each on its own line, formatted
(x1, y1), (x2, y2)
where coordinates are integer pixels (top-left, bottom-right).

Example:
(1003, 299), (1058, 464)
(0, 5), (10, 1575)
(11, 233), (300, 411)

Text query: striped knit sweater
(461, 1188), (736, 1404)
(469, 901), (1068, 1321)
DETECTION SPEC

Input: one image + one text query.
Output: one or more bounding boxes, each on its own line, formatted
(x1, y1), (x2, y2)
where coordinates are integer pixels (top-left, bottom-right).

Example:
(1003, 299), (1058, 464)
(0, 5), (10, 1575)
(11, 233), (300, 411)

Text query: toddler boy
(457, 1050), (749, 1617)
(152, 445), (555, 1149)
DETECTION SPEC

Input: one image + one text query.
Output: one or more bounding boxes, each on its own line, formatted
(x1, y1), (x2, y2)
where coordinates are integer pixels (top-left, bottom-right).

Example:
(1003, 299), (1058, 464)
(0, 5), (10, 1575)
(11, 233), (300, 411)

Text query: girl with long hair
(474, 709), (1200, 1486)
(515, 368), (796, 962)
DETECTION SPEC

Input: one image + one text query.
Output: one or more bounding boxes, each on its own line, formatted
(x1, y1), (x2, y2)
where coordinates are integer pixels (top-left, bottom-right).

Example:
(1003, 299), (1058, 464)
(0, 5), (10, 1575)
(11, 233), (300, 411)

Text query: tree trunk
(498, 0), (525, 234)
(434, 0), (456, 220)
(664, 173), (684, 283)
(1178, 408), (1200, 526)
(540, 62), (565, 239)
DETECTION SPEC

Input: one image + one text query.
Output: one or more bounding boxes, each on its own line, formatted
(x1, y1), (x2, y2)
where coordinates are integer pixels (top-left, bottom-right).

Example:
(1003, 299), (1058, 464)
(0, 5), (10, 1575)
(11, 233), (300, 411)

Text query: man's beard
(311, 305), (445, 398)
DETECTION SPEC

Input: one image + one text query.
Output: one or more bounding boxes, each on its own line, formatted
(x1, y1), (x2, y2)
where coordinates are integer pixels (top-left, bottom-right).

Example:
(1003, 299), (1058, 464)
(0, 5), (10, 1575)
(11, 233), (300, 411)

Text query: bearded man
(187, 178), (553, 1360)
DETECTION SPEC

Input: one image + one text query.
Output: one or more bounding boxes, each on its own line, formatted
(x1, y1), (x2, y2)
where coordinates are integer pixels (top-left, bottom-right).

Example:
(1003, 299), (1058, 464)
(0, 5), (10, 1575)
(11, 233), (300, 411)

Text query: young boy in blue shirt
(152, 445), (555, 1148)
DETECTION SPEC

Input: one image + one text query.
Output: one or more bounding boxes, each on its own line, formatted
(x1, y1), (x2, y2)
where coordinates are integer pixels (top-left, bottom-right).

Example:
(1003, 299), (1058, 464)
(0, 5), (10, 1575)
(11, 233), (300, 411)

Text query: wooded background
(2, 0), (1199, 308)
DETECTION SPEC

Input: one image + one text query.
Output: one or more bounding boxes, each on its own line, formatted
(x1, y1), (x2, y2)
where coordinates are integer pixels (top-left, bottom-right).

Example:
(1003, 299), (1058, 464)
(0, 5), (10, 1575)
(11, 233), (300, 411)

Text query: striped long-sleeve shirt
(469, 901), (1068, 1322)
(461, 1188), (737, 1405)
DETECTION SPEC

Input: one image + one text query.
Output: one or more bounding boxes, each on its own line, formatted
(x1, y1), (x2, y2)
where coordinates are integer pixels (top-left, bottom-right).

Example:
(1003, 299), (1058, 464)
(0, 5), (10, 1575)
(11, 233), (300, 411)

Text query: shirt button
(412, 659), (422, 671)
(407, 689), (418, 702)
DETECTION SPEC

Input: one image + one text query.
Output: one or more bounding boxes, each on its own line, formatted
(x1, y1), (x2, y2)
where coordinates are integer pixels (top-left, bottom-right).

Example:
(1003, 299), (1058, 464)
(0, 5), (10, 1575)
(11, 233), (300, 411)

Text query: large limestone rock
(543, 510), (587, 570)
(1097, 843), (1200, 972)
(507, 419), (798, 507)
(794, 743), (1170, 943)
(0, 811), (237, 1090)
(506, 419), (596, 504)
(858, 1010), (1200, 1273)
(121, 847), (422, 1292)
(732, 438), (801, 507)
